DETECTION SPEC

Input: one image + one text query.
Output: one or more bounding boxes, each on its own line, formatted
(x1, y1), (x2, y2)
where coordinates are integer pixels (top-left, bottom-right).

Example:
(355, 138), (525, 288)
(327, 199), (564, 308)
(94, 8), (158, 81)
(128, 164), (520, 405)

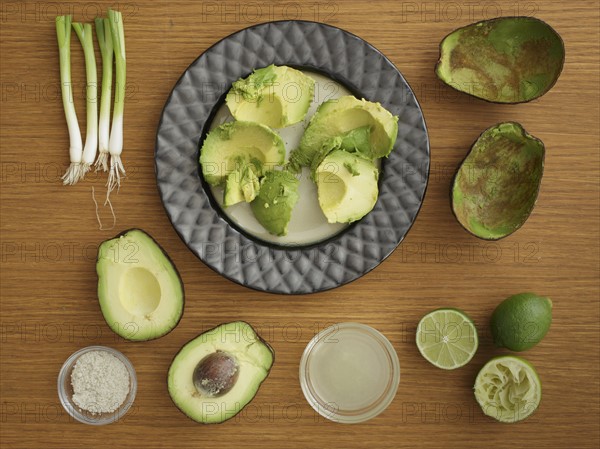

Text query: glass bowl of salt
(58, 345), (137, 425)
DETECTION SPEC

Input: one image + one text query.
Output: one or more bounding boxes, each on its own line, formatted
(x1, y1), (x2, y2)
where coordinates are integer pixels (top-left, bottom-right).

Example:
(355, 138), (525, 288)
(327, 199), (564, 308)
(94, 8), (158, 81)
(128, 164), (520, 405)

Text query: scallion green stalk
(72, 22), (98, 178)
(94, 17), (113, 172)
(106, 9), (126, 196)
(56, 15), (83, 185)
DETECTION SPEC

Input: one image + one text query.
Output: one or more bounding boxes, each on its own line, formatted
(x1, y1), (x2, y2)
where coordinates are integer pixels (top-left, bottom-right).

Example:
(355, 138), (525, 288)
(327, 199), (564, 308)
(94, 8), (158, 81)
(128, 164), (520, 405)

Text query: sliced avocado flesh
(96, 229), (184, 341)
(308, 126), (372, 177)
(200, 121), (285, 186)
(167, 321), (274, 424)
(223, 165), (260, 207)
(226, 65), (315, 128)
(223, 172), (245, 207)
(250, 170), (300, 236)
(291, 96), (398, 168)
(316, 150), (379, 223)
(436, 17), (565, 103)
(452, 122), (544, 240)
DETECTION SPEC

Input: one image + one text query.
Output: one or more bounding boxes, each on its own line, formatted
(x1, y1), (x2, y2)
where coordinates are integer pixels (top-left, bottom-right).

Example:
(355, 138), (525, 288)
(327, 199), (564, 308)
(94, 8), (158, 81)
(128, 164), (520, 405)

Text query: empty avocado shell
(451, 122), (544, 240)
(436, 17), (565, 103)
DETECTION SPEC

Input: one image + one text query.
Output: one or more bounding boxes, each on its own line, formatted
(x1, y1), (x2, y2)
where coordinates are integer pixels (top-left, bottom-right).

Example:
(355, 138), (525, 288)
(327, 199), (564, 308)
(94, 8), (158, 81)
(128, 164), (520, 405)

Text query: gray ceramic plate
(155, 20), (430, 294)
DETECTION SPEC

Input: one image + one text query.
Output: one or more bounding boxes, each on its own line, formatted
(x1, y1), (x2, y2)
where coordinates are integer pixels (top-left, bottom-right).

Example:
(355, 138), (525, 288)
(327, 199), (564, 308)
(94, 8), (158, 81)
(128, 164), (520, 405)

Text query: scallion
(72, 22), (98, 178)
(56, 15), (83, 185)
(94, 17), (113, 172)
(106, 9), (126, 196)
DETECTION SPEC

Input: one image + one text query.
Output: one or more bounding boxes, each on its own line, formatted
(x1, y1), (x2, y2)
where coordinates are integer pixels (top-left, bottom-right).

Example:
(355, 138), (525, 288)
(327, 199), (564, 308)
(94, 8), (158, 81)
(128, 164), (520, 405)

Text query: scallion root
(62, 162), (83, 185)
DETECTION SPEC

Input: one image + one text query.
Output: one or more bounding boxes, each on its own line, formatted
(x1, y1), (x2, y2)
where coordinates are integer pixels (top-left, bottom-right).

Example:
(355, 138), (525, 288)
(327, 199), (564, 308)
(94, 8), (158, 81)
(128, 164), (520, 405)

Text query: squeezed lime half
(474, 355), (541, 423)
(415, 308), (478, 370)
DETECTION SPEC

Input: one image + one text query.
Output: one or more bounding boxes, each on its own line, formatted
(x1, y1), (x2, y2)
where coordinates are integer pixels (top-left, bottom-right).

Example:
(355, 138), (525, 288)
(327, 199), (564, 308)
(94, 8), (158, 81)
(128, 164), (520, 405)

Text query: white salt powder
(71, 350), (130, 415)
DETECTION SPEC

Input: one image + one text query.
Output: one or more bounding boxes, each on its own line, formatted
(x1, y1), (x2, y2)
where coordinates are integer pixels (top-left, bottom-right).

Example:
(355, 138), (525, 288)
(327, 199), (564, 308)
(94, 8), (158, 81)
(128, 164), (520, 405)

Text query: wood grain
(1, 1), (599, 448)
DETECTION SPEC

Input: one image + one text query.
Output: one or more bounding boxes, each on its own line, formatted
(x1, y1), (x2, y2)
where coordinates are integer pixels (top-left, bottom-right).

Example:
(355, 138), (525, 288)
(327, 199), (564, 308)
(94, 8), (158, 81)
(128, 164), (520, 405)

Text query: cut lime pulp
(415, 308), (478, 370)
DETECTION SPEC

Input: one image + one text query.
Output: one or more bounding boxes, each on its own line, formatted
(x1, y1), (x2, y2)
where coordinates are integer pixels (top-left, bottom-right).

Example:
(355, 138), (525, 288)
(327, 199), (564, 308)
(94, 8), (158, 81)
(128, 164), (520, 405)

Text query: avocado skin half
(96, 228), (185, 341)
(435, 16), (565, 104)
(167, 321), (275, 424)
(450, 122), (545, 241)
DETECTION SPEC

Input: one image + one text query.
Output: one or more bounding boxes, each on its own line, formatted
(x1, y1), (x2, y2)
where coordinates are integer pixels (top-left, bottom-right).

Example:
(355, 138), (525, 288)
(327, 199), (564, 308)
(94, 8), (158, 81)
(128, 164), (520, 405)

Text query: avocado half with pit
(451, 122), (544, 240)
(168, 321), (274, 424)
(435, 17), (565, 103)
(97, 229), (184, 341)
(226, 65), (315, 128)
(200, 120), (285, 188)
(291, 95), (398, 168)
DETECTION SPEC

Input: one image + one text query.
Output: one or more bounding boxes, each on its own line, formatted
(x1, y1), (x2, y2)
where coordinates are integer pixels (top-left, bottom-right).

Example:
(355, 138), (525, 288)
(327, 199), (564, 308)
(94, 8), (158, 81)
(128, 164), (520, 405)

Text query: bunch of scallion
(55, 9), (126, 197)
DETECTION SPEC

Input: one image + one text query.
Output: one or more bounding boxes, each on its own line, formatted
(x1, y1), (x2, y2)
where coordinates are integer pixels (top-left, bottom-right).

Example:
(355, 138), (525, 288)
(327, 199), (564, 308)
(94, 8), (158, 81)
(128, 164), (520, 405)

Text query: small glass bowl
(57, 345), (137, 425)
(299, 323), (400, 424)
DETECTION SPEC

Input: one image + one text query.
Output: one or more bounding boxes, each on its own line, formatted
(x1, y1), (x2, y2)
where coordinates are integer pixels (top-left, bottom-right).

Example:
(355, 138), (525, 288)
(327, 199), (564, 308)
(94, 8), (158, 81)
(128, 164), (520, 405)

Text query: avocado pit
(193, 351), (240, 397)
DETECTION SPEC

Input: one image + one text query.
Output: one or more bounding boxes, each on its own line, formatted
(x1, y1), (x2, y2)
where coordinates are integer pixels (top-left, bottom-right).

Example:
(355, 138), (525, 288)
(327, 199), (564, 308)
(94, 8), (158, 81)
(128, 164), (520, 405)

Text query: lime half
(474, 355), (541, 423)
(415, 308), (478, 370)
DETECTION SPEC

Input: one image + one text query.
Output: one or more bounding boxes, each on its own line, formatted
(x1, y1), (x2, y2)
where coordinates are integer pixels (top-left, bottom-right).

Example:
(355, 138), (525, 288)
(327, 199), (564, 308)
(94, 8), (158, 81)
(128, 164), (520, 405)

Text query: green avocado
(223, 164), (260, 207)
(168, 321), (274, 424)
(226, 65), (315, 128)
(307, 125), (372, 177)
(96, 229), (184, 341)
(291, 96), (398, 168)
(250, 170), (300, 236)
(451, 122), (544, 240)
(200, 121), (285, 186)
(316, 150), (379, 223)
(436, 17), (565, 103)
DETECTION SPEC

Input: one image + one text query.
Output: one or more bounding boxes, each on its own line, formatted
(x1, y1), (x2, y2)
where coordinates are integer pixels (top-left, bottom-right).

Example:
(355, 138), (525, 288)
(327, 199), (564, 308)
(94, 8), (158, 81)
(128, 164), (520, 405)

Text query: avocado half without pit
(436, 17), (565, 103)
(225, 64), (315, 129)
(451, 122), (544, 240)
(168, 321), (274, 424)
(96, 229), (184, 341)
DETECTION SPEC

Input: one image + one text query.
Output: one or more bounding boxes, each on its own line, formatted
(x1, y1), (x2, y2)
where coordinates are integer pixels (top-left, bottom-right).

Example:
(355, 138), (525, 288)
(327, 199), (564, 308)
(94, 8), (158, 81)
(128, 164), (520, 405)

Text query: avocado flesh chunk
(308, 126), (372, 178)
(291, 95), (398, 168)
(200, 121), (285, 186)
(436, 17), (565, 103)
(223, 165), (260, 207)
(96, 229), (184, 341)
(316, 150), (379, 224)
(251, 170), (300, 236)
(167, 321), (274, 424)
(452, 122), (544, 240)
(226, 64), (315, 128)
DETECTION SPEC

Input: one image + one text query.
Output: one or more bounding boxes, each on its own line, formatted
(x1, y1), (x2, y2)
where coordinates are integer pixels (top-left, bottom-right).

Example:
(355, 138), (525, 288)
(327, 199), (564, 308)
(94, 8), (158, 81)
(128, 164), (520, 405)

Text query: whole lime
(491, 292), (552, 351)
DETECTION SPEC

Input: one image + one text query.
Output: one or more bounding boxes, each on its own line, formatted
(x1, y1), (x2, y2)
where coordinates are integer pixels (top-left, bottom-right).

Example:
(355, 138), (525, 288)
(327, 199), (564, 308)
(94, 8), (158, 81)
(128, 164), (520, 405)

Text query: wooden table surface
(1, 1), (599, 448)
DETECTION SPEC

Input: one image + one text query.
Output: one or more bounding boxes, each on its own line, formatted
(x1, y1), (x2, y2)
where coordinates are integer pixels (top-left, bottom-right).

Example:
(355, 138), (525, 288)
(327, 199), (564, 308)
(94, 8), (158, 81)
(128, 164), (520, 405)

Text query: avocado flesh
(452, 122), (544, 240)
(168, 321), (274, 424)
(436, 17), (565, 103)
(291, 96), (398, 168)
(251, 170), (300, 236)
(308, 126), (372, 178)
(226, 65), (315, 128)
(316, 150), (379, 223)
(223, 165), (260, 207)
(200, 121), (285, 186)
(96, 229), (184, 341)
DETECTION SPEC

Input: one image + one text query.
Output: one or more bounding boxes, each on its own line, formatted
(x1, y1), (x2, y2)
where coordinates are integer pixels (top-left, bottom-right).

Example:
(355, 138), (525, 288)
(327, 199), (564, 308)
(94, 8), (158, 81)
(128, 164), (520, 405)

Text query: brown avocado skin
(167, 321), (275, 424)
(450, 122), (545, 241)
(97, 228), (185, 341)
(435, 16), (565, 104)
